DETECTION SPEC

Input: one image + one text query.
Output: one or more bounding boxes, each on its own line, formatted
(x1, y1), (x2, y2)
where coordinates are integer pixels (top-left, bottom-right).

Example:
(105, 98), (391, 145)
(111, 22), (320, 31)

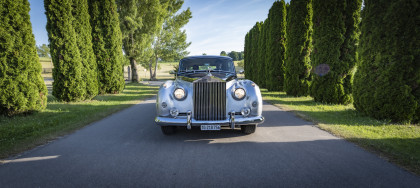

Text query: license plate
(200, 125), (221, 131)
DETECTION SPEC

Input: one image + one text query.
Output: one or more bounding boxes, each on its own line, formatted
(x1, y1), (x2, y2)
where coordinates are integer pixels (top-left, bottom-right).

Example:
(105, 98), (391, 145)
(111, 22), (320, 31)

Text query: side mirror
(169, 70), (175, 74)
(239, 70), (244, 74)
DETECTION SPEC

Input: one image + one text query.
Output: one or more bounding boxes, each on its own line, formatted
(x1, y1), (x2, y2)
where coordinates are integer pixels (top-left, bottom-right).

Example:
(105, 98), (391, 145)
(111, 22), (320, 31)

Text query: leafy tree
(147, 1), (191, 80)
(89, 0), (124, 93)
(202, 53), (207, 55)
(220, 51), (227, 56)
(45, 0), (86, 101)
(309, 0), (361, 104)
(353, 0), (419, 123)
(116, 0), (165, 82)
(284, 0), (312, 96)
(0, 0), (47, 115)
(238, 51), (244, 60)
(36, 44), (50, 58)
(72, 0), (98, 99)
(228, 51), (239, 61)
(266, 0), (286, 91)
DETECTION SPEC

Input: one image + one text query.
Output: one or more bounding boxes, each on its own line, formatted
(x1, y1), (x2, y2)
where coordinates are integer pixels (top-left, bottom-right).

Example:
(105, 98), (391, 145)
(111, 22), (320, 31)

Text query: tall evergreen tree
(246, 30), (254, 80)
(353, 0), (419, 123)
(244, 32), (250, 79)
(249, 23), (260, 82)
(266, 0), (287, 91)
(258, 21), (267, 87)
(72, 0), (98, 99)
(309, 0), (360, 104)
(0, 0), (47, 115)
(89, 0), (124, 94)
(45, 0), (86, 101)
(284, 0), (313, 96)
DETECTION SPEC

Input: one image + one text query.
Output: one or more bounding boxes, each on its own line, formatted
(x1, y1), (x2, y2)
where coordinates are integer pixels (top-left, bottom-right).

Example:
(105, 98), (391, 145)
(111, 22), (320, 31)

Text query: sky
(29, 0), (288, 56)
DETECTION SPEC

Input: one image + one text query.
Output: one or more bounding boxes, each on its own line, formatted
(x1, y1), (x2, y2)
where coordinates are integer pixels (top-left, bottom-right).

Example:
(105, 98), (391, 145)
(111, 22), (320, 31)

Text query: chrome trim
(193, 81), (226, 121)
(155, 116), (264, 127)
(187, 110), (192, 130)
(230, 111), (235, 129)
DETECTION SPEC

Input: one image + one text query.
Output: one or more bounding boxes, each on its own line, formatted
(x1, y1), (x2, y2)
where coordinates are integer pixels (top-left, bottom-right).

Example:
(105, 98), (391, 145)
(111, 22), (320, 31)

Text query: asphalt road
(0, 98), (419, 187)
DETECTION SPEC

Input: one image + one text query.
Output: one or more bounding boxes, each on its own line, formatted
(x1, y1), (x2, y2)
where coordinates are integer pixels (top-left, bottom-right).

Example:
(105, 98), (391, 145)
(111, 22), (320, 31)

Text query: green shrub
(45, 0), (86, 102)
(266, 0), (286, 91)
(0, 0), (48, 115)
(353, 0), (419, 123)
(89, 0), (125, 94)
(309, 0), (361, 104)
(72, 0), (98, 99)
(244, 32), (250, 79)
(284, 0), (312, 96)
(258, 20), (267, 88)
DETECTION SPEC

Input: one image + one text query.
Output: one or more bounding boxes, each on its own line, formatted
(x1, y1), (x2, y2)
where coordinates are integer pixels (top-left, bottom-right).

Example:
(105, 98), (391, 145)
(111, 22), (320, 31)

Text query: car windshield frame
(178, 56), (236, 75)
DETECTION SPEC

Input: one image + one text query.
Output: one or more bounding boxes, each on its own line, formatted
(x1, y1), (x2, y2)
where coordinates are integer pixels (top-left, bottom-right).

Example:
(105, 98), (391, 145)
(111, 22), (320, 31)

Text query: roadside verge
(261, 89), (420, 176)
(0, 83), (159, 159)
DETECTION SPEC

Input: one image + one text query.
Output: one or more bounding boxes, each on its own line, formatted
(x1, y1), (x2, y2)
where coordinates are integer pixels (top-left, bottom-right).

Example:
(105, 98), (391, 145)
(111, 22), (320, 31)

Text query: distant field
(38, 59), (244, 81)
(39, 57), (53, 70)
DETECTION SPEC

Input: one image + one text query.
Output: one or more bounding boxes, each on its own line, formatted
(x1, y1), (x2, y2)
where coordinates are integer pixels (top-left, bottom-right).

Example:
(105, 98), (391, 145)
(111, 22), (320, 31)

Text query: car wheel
(161, 126), (177, 135)
(241, 124), (256, 134)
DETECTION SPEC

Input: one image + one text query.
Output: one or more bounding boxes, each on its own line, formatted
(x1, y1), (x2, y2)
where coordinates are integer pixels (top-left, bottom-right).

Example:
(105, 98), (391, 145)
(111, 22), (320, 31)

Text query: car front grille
(193, 82), (226, 120)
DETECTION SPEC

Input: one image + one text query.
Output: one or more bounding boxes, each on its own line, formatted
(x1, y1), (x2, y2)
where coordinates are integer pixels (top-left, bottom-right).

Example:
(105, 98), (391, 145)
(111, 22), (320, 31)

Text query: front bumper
(155, 114), (264, 130)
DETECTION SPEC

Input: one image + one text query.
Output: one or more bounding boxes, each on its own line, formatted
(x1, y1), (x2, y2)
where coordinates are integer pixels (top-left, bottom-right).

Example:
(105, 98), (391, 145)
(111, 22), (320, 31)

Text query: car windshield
(179, 57), (235, 73)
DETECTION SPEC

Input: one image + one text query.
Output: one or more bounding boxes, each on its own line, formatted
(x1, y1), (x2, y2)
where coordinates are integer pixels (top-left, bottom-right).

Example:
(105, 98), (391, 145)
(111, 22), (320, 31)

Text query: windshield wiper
(210, 70), (233, 73)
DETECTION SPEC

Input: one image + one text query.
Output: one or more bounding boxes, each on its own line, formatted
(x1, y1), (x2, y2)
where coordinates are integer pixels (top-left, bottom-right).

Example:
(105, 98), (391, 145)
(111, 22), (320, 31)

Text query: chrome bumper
(155, 115), (264, 129)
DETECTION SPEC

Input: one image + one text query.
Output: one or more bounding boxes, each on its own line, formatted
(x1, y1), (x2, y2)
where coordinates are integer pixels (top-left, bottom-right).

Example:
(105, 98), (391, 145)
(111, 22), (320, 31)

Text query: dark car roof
(181, 55), (233, 61)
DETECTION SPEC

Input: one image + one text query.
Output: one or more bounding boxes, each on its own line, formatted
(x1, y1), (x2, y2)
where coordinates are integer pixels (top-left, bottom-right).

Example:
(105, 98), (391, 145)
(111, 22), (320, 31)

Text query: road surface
(0, 98), (419, 187)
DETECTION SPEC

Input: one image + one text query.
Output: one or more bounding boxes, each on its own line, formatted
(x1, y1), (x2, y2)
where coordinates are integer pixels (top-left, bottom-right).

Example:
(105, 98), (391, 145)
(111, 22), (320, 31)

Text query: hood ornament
(207, 66), (213, 76)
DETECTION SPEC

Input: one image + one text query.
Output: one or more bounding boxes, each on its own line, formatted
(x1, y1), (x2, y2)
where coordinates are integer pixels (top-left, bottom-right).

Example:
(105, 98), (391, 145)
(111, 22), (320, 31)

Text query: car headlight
(233, 88), (246, 100)
(173, 88), (186, 100)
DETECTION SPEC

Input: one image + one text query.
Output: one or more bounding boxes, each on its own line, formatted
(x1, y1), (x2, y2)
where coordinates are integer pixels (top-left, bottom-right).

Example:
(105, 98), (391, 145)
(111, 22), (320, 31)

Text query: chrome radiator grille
(193, 82), (226, 120)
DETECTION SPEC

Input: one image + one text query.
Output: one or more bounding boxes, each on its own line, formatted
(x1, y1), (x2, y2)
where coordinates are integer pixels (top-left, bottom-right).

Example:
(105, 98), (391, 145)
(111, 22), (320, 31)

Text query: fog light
(241, 107), (251, 117)
(162, 102), (167, 108)
(170, 108), (179, 117)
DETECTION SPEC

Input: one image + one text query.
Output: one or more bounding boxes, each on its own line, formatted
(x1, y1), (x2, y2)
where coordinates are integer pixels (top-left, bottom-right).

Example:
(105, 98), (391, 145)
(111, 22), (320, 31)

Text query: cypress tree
(45, 0), (85, 101)
(72, 0), (98, 99)
(89, 0), (125, 94)
(309, 0), (360, 104)
(258, 20), (267, 88)
(266, 0), (287, 91)
(284, 0), (313, 96)
(250, 23), (261, 83)
(246, 30), (252, 81)
(353, 0), (419, 123)
(244, 32), (250, 79)
(265, 17), (271, 89)
(0, 0), (47, 115)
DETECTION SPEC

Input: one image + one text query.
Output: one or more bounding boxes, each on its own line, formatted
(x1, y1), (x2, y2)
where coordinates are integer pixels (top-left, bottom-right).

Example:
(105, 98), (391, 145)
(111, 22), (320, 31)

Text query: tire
(241, 125), (256, 134)
(161, 126), (177, 135)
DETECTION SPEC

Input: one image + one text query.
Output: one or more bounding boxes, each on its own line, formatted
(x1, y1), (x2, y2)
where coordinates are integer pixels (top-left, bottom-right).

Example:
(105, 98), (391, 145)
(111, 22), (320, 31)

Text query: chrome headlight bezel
(232, 88), (246, 100)
(173, 88), (187, 101)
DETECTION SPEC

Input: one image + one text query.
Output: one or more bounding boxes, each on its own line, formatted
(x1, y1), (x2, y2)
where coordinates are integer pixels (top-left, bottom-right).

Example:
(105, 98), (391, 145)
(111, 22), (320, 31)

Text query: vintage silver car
(155, 56), (264, 135)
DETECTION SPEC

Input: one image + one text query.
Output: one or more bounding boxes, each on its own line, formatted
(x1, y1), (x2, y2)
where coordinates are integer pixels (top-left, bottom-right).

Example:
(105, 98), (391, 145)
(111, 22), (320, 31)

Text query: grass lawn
(0, 83), (159, 159)
(261, 90), (420, 175)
